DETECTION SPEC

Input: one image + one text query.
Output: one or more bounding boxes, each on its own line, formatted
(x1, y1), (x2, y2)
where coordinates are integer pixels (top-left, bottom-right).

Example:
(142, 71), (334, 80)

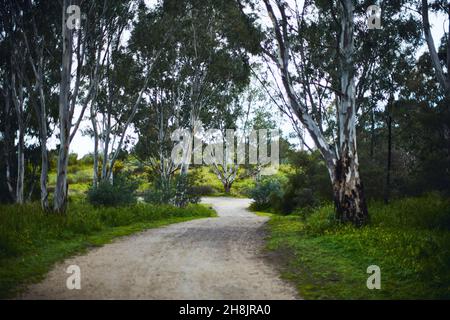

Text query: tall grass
(0, 202), (214, 260)
(266, 193), (450, 299)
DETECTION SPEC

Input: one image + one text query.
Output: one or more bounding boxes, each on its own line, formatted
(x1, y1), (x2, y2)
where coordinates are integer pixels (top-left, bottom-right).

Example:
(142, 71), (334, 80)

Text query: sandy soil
(19, 197), (298, 300)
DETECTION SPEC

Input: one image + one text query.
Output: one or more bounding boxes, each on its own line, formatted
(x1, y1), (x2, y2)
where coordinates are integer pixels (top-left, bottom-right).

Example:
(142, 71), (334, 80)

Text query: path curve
(20, 197), (298, 300)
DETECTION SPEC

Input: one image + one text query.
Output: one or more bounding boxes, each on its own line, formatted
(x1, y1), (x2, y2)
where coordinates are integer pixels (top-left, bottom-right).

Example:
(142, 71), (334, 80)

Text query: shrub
(188, 185), (216, 196)
(143, 187), (176, 205)
(250, 177), (284, 211)
(143, 177), (201, 206)
(281, 151), (331, 214)
(87, 175), (138, 207)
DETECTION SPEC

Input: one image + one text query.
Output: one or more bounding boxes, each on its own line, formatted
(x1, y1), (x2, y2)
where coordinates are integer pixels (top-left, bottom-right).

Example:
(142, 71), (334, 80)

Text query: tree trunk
(91, 103), (99, 189)
(11, 71), (25, 205)
(384, 111), (392, 204)
(54, 0), (73, 213)
(2, 90), (15, 201)
(262, 0), (368, 226)
(333, 0), (368, 225)
(332, 153), (368, 226)
(370, 104), (375, 159)
(16, 123), (25, 204)
(223, 182), (232, 194)
(39, 135), (49, 210)
(54, 136), (70, 212)
(30, 72), (50, 211)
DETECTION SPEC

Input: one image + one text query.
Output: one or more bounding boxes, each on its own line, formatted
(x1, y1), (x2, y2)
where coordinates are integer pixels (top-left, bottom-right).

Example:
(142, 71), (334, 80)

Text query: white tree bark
(421, 0), (450, 95)
(53, 0), (74, 212)
(22, 14), (50, 210)
(262, 0), (368, 225)
(54, 0), (107, 211)
(11, 69), (25, 205)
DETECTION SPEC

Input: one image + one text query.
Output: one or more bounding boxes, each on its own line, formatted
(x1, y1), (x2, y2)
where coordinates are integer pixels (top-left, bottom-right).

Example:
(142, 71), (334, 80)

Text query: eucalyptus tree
(130, 0), (256, 205)
(88, 2), (170, 186)
(54, 0), (140, 212)
(245, 0), (421, 225)
(133, 85), (181, 198)
(17, 0), (61, 210)
(0, 0), (36, 204)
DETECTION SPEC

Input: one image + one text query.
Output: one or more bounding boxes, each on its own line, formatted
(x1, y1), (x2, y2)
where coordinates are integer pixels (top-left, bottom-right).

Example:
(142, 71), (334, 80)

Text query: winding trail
(20, 197), (298, 300)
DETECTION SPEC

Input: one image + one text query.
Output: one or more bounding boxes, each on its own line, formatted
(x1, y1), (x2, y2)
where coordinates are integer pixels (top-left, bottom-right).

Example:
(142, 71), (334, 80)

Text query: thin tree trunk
(422, 0), (450, 95)
(2, 89), (15, 201)
(54, 0), (74, 213)
(11, 72), (25, 205)
(27, 67), (50, 210)
(102, 111), (111, 181)
(385, 113), (392, 204)
(35, 82), (49, 210)
(39, 135), (49, 210)
(91, 104), (99, 188)
(384, 96), (394, 204)
(370, 105), (375, 159)
(16, 123), (25, 204)
(22, 3), (50, 211)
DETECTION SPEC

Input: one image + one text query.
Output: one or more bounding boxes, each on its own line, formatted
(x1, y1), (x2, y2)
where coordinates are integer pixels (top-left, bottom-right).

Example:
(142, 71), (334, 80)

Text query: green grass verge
(252, 211), (274, 217)
(261, 194), (450, 299)
(0, 202), (216, 299)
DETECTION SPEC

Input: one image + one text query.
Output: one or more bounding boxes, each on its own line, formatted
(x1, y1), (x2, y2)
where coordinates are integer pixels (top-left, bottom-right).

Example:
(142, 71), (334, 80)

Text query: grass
(252, 211), (274, 217)
(0, 202), (216, 298)
(262, 193), (450, 299)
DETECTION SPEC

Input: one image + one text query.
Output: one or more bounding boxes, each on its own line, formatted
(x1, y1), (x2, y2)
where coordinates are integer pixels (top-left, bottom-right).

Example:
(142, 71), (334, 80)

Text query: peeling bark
(332, 150), (368, 226)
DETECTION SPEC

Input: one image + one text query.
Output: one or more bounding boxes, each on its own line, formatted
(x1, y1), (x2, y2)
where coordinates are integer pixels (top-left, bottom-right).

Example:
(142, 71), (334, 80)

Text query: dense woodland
(0, 0), (449, 299)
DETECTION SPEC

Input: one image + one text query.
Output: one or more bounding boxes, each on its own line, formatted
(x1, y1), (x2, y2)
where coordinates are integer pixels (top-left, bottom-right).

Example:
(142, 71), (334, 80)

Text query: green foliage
(87, 174), (138, 207)
(143, 186), (176, 205)
(264, 194), (450, 299)
(249, 151), (331, 214)
(249, 177), (284, 211)
(143, 176), (200, 206)
(280, 151), (331, 213)
(302, 204), (337, 234)
(370, 193), (450, 231)
(0, 201), (216, 298)
(188, 185), (216, 196)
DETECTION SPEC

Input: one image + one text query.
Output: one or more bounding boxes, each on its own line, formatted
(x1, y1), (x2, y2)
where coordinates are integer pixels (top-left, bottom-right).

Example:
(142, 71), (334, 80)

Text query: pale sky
(68, 3), (448, 158)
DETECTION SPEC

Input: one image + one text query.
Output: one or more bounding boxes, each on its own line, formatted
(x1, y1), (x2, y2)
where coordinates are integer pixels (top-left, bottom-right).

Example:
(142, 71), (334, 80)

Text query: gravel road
(20, 197), (298, 300)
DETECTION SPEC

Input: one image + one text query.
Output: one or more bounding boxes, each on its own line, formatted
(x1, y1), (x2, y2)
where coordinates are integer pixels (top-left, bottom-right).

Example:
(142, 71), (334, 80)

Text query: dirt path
(20, 197), (298, 300)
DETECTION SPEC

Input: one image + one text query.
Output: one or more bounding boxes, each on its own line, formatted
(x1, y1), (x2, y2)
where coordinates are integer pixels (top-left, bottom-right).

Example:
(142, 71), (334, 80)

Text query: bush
(250, 177), (284, 211)
(188, 185), (216, 196)
(143, 187), (175, 205)
(281, 151), (331, 214)
(87, 175), (138, 207)
(143, 177), (201, 206)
